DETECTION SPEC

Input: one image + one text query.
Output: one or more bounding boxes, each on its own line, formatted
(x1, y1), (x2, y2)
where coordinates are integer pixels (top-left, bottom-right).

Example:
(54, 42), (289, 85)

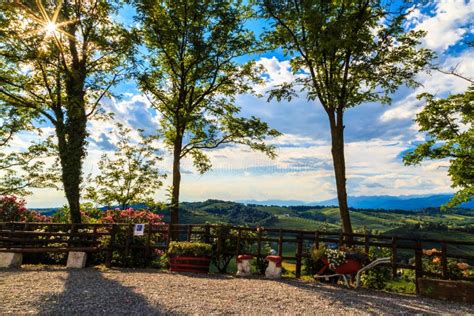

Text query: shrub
(360, 246), (392, 289)
(0, 195), (28, 222)
(0, 195), (51, 222)
(168, 241), (212, 257)
(208, 225), (257, 273)
(100, 207), (164, 225)
(98, 207), (165, 267)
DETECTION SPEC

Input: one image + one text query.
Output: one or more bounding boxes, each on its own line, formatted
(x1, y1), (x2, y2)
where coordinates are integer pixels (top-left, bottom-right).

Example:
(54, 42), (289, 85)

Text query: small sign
(133, 224), (145, 236)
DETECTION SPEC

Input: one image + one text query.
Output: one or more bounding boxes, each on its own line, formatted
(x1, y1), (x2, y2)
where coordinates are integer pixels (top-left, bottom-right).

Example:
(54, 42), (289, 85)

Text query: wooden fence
(1, 222), (474, 293)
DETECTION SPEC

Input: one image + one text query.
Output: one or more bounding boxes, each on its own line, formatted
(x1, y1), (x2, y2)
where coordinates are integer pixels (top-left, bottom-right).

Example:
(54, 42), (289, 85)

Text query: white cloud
(380, 49), (474, 123)
(407, 0), (474, 52)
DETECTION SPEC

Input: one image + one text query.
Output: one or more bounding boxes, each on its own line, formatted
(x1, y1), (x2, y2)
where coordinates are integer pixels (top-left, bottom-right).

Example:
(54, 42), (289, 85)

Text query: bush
(207, 225), (257, 273)
(0, 195), (51, 222)
(101, 207), (164, 225)
(98, 208), (166, 267)
(360, 246), (392, 289)
(168, 241), (212, 257)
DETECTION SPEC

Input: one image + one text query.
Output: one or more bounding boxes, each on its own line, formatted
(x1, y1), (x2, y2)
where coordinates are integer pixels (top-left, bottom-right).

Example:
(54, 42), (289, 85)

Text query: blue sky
(15, 0), (474, 207)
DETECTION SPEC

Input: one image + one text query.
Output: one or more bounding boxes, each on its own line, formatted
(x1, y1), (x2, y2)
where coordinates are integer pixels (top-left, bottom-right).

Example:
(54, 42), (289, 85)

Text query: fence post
(204, 224), (210, 244)
(216, 225), (224, 260)
(106, 225), (117, 268)
(391, 237), (397, 279)
(364, 233), (370, 254)
(257, 227), (262, 261)
(166, 223), (172, 246)
(278, 229), (283, 257)
(125, 224), (132, 257)
(314, 231), (320, 249)
(295, 232), (303, 278)
(145, 222), (152, 266)
(415, 240), (423, 295)
(236, 227), (242, 257)
(187, 225), (192, 242)
(441, 242), (448, 279)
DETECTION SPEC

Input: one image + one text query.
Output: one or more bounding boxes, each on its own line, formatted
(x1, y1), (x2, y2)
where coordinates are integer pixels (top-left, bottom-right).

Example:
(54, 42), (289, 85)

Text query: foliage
(100, 207), (166, 267)
(325, 248), (347, 270)
(188, 203), (277, 226)
(207, 225), (257, 273)
(404, 84), (473, 209)
(422, 247), (474, 281)
(51, 203), (103, 224)
(168, 241), (212, 257)
(0, 137), (60, 196)
(0, 1), (132, 223)
(0, 195), (50, 222)
(84, 123), (166, 210)
(134, 0), (280, 228)
(259, 0), (433, 234)
(100, 207), (164, 225)
(360, 246), (392, 289)
(310, 243), (328, 262)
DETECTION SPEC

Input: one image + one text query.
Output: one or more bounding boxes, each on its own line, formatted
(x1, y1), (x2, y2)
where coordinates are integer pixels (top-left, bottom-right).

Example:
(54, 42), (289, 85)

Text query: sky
(13, 0), (474, 208)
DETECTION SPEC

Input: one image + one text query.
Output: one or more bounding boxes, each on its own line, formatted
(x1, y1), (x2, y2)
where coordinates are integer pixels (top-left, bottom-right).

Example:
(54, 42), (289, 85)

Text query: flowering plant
(0, 195), (51, 222)
(325, 248), (347, 270)
(0, 195), (28, 222)
(100, 207), (164, 225)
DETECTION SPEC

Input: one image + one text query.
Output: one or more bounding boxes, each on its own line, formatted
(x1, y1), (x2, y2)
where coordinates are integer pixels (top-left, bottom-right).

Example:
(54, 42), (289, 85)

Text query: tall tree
(134, 0), (280, 235)
(0, 1), (131, 223)
(85, 123), (166, 210)
(404, 74), (473, 209)
(260, 0), (432, 235)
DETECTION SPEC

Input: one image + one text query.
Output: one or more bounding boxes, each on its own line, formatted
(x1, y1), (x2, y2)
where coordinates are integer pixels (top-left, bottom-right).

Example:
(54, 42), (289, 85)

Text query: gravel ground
(1, 266), (472, 315)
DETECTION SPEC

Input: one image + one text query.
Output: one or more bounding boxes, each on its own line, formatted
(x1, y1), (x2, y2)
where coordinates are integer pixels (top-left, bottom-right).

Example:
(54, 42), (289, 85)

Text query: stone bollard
(236, 254), (253, 277)
(265, 255), (282, 279)
(67, 251), (87, 268)
(0, 252), (23, 268)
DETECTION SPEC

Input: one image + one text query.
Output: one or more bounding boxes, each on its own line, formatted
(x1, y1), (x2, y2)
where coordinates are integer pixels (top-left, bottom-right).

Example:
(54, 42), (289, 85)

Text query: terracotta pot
(169, 256), (210, 273)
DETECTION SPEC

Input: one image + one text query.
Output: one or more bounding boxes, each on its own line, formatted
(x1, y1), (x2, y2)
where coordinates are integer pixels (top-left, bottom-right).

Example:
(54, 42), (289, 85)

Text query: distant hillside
(34, 199), (474, 243)
(241, 194), (474, 210)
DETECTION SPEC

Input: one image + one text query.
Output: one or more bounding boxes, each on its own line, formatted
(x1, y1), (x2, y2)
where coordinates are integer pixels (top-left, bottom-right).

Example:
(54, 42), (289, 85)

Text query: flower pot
(169, 256), (211, 273)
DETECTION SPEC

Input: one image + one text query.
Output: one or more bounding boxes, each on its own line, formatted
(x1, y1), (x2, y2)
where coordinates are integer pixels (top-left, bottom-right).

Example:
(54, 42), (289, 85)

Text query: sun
(45, 21), (57, 36)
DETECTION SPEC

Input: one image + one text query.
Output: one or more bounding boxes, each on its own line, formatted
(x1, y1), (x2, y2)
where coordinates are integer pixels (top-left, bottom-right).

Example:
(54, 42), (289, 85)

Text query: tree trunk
(170, 135), (183, 240)
(57, 72), (87, 224)
(56, 115), (86, 224)
(328, 109), (353, 239)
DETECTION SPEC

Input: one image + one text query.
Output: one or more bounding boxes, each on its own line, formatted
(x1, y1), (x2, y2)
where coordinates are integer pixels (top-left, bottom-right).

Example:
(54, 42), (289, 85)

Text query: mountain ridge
(239, 193), (474, 210)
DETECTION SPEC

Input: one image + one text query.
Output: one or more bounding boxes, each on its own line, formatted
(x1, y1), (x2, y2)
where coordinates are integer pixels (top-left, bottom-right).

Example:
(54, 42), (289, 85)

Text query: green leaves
(84, 123), (166, 209)
(404, 84), (473, 209)
(260, 0), (433, 110)
(135, 0), (280, 172)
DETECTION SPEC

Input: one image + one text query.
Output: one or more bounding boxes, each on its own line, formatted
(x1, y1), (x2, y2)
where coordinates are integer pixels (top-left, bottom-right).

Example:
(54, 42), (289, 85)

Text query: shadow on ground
(36, 269), (165, 315)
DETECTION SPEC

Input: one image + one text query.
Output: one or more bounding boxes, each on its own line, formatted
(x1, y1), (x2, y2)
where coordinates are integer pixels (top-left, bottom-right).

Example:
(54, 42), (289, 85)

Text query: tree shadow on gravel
(36, 269), (166, 315)
(267, 278), (474, 314)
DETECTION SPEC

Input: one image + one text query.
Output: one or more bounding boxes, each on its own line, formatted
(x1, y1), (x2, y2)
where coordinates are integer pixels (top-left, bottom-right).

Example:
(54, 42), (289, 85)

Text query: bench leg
(67, 251), (87, 268)
(0, 252), (23, 268)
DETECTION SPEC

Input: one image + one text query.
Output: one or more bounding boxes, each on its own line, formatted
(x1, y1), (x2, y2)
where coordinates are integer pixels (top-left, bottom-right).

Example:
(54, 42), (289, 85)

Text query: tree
(259, 0), (432, 235)
(85, 123), (166, 210)
(0, 1), (131, 223)
(134, 0), (280, 236)
(0, 137), (59, 196)
(404, 74), (473, 209)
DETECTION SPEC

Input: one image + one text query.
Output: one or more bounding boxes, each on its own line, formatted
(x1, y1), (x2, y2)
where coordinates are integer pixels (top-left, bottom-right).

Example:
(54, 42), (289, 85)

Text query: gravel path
(1, 266), (472, 315)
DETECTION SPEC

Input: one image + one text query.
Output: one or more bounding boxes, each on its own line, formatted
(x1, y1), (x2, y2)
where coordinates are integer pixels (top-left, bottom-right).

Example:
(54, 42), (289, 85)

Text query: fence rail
(1, 222), (473, 293)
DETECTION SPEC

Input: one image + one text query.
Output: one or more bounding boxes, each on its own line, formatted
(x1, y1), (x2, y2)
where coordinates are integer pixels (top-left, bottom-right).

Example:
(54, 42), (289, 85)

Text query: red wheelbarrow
(314, 257), (390, 288)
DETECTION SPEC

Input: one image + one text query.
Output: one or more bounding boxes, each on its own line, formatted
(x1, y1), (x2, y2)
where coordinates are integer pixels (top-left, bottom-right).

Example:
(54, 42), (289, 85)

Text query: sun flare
(45, 21), (57, 36)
